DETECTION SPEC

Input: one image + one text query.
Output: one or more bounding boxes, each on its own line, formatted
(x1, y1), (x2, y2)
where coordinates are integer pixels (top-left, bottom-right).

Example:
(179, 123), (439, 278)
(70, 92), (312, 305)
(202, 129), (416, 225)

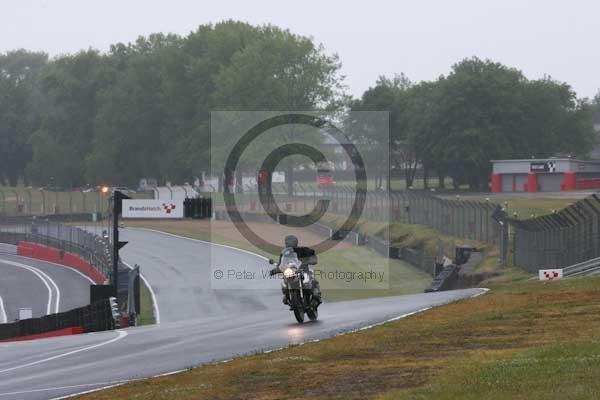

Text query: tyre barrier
(425, 264), (460, 292)
(0, 327), (84, 343)
(0, 299), (115, 342)
(183, 198), (212, 219)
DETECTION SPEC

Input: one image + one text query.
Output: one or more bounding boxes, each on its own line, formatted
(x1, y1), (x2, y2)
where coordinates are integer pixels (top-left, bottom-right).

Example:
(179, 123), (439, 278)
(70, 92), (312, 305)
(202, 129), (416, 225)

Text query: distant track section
(0, 252), (91, 323)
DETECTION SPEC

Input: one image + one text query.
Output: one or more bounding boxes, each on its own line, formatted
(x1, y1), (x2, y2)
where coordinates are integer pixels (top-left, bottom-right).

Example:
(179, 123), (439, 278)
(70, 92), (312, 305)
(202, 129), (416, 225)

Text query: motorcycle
(270, 247), (319, 324)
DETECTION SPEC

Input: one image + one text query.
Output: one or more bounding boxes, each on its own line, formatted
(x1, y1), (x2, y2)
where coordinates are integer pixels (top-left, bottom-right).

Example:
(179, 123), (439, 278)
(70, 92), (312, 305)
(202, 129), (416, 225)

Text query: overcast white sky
(1, 0), (599, 99)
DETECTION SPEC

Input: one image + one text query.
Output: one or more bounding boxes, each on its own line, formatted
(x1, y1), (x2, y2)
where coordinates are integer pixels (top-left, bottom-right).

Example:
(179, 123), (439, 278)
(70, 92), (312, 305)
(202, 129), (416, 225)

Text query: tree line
(0, 20), (598, 190)
(0, 21), (342, 188)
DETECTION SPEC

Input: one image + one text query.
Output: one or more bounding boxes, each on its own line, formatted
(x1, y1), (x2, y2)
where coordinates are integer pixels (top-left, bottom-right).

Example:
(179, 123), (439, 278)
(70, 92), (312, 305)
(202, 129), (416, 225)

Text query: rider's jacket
(278, 247), (317, 271)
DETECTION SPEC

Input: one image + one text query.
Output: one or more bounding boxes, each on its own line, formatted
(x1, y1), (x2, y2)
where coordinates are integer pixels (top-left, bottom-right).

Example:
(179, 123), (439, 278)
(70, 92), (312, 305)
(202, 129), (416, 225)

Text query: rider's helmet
(284, 235), (298, 248)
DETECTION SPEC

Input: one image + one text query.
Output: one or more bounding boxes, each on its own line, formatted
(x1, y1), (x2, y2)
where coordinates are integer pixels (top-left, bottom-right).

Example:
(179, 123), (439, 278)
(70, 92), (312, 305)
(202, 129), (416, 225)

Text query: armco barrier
(0, 217), (112, 282)
(17, 241), (106, 284)
(1, 217), (135, 321)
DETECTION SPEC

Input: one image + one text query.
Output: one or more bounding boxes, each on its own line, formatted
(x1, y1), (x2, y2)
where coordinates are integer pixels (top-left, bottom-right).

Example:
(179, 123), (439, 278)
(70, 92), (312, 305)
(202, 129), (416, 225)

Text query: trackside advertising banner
(122, 199), (184, 219)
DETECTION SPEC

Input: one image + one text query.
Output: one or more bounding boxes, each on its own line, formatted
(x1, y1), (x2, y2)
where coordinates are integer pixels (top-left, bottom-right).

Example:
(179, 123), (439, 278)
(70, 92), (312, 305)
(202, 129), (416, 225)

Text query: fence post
(25, 190), (32, 215)
(12, 190), (19, 215)
(81, 190), (86, 214)
(0, 188), (5, 214)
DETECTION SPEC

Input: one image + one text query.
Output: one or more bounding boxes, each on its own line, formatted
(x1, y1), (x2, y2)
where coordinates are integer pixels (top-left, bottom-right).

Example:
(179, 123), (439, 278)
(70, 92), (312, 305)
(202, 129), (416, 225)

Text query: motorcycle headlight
(283, 267), (296, 278)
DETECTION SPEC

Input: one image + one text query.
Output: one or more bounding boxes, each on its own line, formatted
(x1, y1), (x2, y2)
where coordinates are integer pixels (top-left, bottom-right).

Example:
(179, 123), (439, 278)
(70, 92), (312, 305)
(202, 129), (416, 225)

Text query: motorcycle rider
(270, 235), (322, 307)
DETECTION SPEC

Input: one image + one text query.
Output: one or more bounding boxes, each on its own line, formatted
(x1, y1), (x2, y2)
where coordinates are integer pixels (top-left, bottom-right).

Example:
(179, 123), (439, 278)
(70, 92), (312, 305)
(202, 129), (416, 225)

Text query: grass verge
(318, 213), (504, 277)
(499, 197), (574, 218)
(77, 276), (600, 400)
(137, 280), (155, 325)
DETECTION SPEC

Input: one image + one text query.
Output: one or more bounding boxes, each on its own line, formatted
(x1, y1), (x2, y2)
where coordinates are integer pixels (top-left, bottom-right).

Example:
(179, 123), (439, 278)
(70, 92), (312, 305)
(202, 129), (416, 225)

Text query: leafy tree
(0, 50), (47, 185)
(429, 58), (529, 189)
(403, 80), (443, 188)
(593, 91), (600, 127)
(87, 35), (182, 185)
(212, 26), (344, 194)
(28, 50), (106, 187)
(349, 74), (412, 188)
(177, 21), (263, 182)
(87, 22), (266, 186)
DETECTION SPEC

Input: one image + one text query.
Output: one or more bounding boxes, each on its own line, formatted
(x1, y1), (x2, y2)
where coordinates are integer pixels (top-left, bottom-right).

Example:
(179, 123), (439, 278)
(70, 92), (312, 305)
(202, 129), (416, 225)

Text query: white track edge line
(0, 259), (54, 315)
(0, 330), (127, 374)
(9, 254), (95, 284)
(134, 228), (270, 260)
(0, 381), (129, 398)
(32, 265), (61, 314)
(0, 295), (7, 324)
(44, 369), (190, 399)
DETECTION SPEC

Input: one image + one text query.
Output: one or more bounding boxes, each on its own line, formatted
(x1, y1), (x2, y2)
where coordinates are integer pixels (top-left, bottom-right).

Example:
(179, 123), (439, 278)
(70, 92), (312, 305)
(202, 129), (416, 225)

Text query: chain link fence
(511, 194), (600, 272)
(0, 214), (145, 325)
(204, 184), (509, 272)
(207, 184), (503, 245)
(0, 188), (121, 217)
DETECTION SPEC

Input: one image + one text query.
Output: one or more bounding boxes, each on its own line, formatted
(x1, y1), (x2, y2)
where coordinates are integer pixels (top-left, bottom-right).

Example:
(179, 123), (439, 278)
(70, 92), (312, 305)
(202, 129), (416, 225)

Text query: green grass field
(317, 246), (431, 302)
(137, 280), (156, 325)
(494, 197), (575, 218)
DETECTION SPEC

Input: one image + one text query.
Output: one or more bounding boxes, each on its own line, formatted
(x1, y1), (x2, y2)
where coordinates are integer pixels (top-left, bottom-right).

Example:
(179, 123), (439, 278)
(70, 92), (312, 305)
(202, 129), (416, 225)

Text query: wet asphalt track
(0, 228), (485, 400)
(0, 245), (91, 323)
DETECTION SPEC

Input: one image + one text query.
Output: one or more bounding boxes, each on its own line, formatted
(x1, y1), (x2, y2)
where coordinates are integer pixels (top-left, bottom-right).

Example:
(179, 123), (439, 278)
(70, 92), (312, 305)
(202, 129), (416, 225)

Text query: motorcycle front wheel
(306, 308), (318, 321)
(290, 291), (304, 324)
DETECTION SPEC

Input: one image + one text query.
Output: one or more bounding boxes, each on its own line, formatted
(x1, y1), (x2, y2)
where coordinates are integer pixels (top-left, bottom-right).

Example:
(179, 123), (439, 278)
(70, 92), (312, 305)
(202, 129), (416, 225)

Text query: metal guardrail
(0, 216), (112, 280)
(0, 215), (133, 315)
(563, 257), (600, 277)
